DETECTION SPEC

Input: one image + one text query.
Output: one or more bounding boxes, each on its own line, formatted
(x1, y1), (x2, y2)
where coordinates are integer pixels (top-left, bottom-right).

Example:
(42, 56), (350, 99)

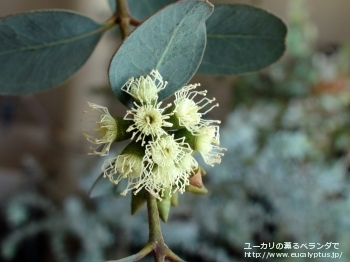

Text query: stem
(116, 0), (131, 39)
(110, 193), (185, 262)
(130, 17), (141, 27)
(146, 193), (164, 244)
(104, 15), (119, 30)
(166, 249), (185, 262)
(112, 0), (141, 39)
(146, 193), (186, 262)
(106, 244), (153, 262)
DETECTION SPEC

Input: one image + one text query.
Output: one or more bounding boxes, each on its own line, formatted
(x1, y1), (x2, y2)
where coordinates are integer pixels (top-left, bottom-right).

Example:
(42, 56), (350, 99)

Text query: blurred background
(1, 0), (350, 261)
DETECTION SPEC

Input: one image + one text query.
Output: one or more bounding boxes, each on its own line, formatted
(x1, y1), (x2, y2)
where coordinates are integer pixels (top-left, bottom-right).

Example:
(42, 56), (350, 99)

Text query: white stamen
(196, 126), (227, 166)
(83, 102), (117, 156)
(124, 102), (173, 146)
(121, 70), (167, 104)
(173, 85), (220, 134)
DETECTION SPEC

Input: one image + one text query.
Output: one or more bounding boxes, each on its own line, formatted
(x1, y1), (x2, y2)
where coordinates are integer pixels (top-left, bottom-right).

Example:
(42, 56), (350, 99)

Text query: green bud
(115, 117), (134, 142)
(121, 140), (145, 158)
(171, 192), (179, 207)
(157, 194), (171, 223)
(185, 184), (208, 195)
(157, 188), (172, 222)
(198, 166), (207, 176)
(164, 104), (183, 130)
(173, 128), (196, 150)
(131, 188), (147, 215)
(189, 169), (204, 188)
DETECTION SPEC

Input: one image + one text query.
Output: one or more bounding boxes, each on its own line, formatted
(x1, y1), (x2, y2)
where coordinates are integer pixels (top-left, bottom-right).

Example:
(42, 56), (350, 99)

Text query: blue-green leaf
(109, 0), (213, 107)
(198, 4), (287, 75)
(0, 11), (106, 94)
(108, 0), (177, 21)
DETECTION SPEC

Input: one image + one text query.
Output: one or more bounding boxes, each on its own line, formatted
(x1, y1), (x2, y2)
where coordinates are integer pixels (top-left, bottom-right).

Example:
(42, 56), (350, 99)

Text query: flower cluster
(84, 70), (226, 199)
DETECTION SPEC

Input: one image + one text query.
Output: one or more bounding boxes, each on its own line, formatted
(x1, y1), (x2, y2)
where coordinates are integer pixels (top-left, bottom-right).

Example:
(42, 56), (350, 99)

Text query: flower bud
(189, 169), (204, 188)
(157, 188), (171, 222)
(131, 188), (147, 215)
(185, 184), (208, 194)
(171, 192), (179, 207)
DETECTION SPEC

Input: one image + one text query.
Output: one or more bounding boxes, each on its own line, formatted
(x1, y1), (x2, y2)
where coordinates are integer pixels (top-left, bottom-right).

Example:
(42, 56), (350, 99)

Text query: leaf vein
(0, 25), (105, 56)
(155, 4), (198, 70)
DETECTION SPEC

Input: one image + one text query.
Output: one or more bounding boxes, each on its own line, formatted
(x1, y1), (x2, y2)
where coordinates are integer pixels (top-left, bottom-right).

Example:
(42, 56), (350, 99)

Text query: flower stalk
(108, 193), (185, 262)
(147, 192), (185, 262)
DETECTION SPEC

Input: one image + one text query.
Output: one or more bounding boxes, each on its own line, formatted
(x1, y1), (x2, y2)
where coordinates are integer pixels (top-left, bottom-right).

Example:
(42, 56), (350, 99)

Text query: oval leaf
(109, 0), (177, 21)
(0, 10), (105, 94)
(198, 4), (287, 75)
(109, 0), (213, 107)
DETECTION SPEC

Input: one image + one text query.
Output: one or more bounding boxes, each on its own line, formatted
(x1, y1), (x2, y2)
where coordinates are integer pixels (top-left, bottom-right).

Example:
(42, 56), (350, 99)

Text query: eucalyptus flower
(83, 102), (118, 156)
(176, 151), (198, 175)
(138, 135), (197, 198)
(122, 71), (174, 146)
(144, 134), (192, 167)
(124, 102), (173, 146)
(172, 84), (221, 134)
(140, 159), (196, 198)
(142, 164), (172, 197)
(121, 69), (167, 104)
(102, 141), (145, 196)
(195, 125), (226, 166)
(83, 102), (133, 156)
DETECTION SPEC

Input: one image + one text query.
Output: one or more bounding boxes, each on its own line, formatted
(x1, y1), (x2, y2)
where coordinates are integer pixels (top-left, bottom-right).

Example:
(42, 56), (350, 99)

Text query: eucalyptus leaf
(199, 4), (287, 75)
(109, 0), (213, 107)
(0, 10), (106, 94)
(108, 0), (177, 21)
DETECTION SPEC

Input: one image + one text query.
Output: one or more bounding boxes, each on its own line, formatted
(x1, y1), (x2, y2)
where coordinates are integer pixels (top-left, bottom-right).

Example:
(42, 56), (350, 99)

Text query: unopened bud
(131, 188), (146, 215)
(185, 184), (208, 195)
(157, 188), (171, 222)
(189, 169), (204, 188)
